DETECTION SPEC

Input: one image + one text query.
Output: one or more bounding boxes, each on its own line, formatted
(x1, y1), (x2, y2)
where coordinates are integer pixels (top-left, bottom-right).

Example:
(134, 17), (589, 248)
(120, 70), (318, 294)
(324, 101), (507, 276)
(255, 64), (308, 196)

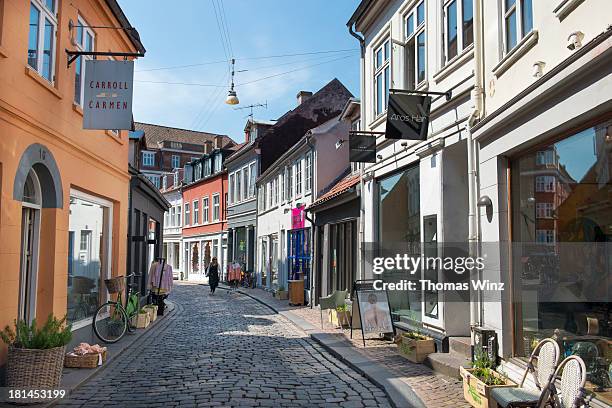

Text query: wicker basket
(104, 275), (125, 294)
(6, 345), (65, 388)
(64, 350), (107, 368)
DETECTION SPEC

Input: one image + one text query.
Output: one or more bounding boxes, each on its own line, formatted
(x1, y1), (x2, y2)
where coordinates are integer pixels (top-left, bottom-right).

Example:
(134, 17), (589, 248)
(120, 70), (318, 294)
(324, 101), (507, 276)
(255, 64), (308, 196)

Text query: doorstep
(40, 300), (177, 408)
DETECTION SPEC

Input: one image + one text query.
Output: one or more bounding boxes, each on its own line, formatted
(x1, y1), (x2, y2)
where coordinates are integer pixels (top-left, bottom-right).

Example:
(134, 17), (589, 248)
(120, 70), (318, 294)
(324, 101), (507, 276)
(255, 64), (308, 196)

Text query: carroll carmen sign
(83, 60), (134, 130)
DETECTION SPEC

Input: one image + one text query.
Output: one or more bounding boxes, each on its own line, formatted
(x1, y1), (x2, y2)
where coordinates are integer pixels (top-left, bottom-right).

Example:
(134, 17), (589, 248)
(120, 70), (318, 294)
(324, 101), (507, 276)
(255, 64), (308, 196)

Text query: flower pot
(131, 312), (151, 329)
(6, 345), (66, 390)
(329, 310), (351, 328)
(460, 366), (517, 408)
(276, 290), (288, 300)
(143, 305), (158, 322)
(398, 334), (436, 363)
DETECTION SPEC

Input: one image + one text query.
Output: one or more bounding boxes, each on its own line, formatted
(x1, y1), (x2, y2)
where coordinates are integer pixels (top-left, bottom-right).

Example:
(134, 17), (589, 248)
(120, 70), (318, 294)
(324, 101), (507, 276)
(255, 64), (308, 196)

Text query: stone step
(424, 352), (471, 379)
(449, 336), (472, 358)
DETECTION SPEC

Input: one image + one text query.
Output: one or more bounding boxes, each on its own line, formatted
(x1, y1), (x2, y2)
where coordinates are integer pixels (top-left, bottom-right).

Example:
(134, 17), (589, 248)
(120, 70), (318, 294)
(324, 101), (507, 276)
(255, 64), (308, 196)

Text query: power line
(211, 0), (231, 62)
(218, 0), (234, 57)
(134, 48), (358, 72)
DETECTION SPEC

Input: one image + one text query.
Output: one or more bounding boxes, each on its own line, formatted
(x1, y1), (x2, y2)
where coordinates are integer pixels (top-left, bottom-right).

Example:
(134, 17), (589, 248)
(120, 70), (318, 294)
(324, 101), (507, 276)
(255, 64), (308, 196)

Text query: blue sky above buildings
(120, 0), (361, 143)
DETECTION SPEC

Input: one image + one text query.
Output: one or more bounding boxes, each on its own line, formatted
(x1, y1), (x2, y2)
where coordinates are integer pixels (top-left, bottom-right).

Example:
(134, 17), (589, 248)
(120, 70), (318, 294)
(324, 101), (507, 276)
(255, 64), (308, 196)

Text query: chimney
(204, 140), (213, 154)
(296, 90), (312, 106)
(214, 135), (223, 149)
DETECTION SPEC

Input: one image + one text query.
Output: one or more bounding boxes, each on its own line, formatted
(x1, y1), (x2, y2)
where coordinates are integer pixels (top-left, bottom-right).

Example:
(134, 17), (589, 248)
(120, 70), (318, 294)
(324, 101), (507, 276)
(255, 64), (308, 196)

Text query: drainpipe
(305, 134), (315, 307)
(348, 22), (366, 283)
(468, 0), (485, 335)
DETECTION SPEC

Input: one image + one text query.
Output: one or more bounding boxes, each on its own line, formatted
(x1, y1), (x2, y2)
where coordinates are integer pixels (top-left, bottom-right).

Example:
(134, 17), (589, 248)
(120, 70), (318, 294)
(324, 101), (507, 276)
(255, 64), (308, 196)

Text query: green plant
(402, 331), (428, 340)
(0, 315), (72, 349)
(336, 304), (349, 312)
(471, 353), (505, 386)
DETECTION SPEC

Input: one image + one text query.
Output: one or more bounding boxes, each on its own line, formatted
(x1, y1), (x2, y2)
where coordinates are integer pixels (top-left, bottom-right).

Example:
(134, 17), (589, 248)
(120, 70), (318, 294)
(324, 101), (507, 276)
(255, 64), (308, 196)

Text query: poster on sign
(83, 60), (134, 130)
(291, 206), (305, 229)
(350, 280), (395, 347)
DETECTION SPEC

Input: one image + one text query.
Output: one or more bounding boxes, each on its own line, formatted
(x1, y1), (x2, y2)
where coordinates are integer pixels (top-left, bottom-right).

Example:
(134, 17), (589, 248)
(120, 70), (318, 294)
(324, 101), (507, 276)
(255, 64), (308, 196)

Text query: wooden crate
(460, 366), (517, 408)
(398, 335), (436, 363)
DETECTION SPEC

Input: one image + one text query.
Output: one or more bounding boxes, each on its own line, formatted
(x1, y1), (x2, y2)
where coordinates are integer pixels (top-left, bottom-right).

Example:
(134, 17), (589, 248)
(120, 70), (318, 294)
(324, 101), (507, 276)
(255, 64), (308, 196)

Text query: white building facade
(161, 170), (183, 279)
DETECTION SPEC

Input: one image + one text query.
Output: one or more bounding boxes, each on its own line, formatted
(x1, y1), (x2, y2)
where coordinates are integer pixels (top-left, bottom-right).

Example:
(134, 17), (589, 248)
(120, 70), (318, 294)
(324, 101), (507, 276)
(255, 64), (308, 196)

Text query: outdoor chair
(319, 290), (348, 329)
(546, 355), (587, 408)
(491, 338), (561, 408)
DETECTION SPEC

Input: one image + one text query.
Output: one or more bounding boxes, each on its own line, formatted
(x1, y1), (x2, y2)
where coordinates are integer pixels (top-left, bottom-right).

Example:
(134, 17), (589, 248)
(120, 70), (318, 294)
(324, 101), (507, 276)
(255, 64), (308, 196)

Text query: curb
(233, 288), (426, 408)
(42, 300), (181, 408)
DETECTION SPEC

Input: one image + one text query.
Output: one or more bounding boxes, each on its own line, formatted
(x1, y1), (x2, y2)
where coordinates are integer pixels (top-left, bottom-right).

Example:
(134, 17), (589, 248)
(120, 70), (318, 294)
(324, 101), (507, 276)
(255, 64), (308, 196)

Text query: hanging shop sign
(291, 206), (306, 229)
(349, 133), (377, 163)
(83, 60), (134, 130)
(385, 93), (431, 140)
(350, 280), (395, 347)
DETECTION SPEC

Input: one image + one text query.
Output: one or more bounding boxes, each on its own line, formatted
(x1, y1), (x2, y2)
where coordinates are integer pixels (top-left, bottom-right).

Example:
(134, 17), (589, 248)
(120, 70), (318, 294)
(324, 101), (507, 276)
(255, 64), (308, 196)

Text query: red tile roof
(308, 173), (361, 210)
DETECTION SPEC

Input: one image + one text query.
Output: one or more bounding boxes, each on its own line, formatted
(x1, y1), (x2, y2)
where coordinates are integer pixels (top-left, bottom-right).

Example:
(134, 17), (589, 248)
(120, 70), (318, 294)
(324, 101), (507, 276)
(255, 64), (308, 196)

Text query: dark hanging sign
(385, 93), (431, 140)
(349, 133), (377, 163)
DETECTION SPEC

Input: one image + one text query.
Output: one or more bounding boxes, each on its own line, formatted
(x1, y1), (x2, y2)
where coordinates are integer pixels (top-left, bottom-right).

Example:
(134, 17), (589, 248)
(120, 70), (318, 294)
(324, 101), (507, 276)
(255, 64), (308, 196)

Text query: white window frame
(212, 194), (220, 221)
(242, 166), (249, 201)
(536, 202), (554, 219)
(184, 202), (190, 226)
(142, 151), (155, 167)
(287, 165), (293, 200)
(295, 159), (303, 197)
(202, 196), (209, 223)
(69, 188), (113, 330)
(28, 0), (57, 83)
(443, 0), (473, 64)
(249, 162), (257, 198)
(404, 2), (426, 89)
(177, 204), (182, 226)
(305, 152), (312, 193)
(73, 15), (95, 105)
(236, 169), (242, 202)
(535, 176), (555, 193)
(171, 155), (180, 169)
(193, 199), (199, 225)
(503, 0), (533, 54)
(373, 38), (391, 117)
(229, 173), (235, 204)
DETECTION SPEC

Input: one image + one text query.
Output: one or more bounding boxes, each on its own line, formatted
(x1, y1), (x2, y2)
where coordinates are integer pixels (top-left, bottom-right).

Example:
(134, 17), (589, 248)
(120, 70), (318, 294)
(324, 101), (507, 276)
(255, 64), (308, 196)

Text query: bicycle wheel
(92, 302), (128, 343)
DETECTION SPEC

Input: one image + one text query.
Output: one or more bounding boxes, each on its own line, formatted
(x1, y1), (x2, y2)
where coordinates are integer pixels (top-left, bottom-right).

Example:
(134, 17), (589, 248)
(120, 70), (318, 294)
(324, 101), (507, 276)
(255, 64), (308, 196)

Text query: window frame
(373, 38), (391, 118)
(28, 0), (57, 83)
(202, 196), (209, 223)
(192, 199), (199, 225)
(142, 151), (155, 167)
(184, 202), (190, 226)
(171, 155), (180, 169)
(295, 159), (302, 197)
(212, 194), (220, 221)
(404, 2), (426, 90)
(305, 152), (312, 193)
(249, 162), (256, 198)
(73, 15), (95, 105)
(503, 0), (533, 54)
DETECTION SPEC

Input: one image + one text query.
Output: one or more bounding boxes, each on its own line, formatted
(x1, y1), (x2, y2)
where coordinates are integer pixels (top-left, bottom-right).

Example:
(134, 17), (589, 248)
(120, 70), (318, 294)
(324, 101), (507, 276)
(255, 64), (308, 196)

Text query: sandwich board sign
(350, 280), (395, 347)
(83, 60), (134, 130)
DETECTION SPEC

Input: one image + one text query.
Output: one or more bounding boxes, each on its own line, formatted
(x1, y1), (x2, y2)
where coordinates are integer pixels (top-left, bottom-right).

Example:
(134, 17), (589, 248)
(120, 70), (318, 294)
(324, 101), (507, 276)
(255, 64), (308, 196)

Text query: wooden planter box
(329, 310), (351, 327)
(275, 290), (288, 300)
(143, 305), (158, 322)
(131, 312), (151, 329)
(460, 366), (517, 408)
(398, 335), (435, 363)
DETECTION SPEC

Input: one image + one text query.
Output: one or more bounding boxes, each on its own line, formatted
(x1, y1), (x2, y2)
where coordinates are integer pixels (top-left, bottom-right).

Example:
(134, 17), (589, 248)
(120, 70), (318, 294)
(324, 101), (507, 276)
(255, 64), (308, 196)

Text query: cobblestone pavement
(240, 287), (469, 408)
(55, 283), (392, 408)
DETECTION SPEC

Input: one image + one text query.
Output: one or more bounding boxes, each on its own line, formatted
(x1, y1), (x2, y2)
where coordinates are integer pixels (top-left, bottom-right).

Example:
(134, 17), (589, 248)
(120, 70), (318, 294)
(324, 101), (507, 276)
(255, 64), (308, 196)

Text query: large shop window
(378, 165), (421, 324)
(328, 220), (358, 296)
(511, 119), (612, 401)
(288, 228), (311, 290)
(67, 191), (112, 327)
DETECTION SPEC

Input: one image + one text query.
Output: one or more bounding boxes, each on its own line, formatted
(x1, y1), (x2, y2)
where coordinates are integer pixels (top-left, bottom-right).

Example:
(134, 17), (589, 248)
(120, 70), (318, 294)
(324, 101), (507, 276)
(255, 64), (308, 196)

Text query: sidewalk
(234, 286), (469, 408)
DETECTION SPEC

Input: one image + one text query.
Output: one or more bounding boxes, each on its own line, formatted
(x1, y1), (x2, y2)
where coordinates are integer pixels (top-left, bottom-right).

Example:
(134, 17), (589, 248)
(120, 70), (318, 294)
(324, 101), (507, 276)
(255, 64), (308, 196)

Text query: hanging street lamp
(225, 58), (239, 105)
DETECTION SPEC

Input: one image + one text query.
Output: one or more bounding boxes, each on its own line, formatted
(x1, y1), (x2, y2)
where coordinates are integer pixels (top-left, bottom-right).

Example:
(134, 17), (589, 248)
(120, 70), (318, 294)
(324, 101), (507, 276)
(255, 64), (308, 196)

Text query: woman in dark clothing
(206, 257), (220, 295)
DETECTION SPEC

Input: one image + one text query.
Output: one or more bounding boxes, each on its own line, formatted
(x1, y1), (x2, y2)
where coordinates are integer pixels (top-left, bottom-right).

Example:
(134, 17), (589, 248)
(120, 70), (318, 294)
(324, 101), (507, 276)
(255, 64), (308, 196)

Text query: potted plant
(131, 308), (151, 329)
(143, 304), (158, 322)
(275, 285), (288, 300)
(460, 354), (516, 408)
(329, 304), (351, 328)
(0, 315), (72, 396)
(398, 331), (436, 363)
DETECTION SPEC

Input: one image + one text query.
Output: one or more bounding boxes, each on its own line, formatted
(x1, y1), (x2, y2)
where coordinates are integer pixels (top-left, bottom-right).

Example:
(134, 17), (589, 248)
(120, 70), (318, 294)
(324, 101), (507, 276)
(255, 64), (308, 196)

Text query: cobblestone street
(56, 283), (392, 408)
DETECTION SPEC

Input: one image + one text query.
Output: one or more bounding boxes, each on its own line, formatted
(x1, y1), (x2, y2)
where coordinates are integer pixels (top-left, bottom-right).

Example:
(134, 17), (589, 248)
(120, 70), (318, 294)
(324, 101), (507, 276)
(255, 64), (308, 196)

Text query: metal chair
(319, 290), (348, 329)
(546, 355), (587, 408)
(491, 338), (561, 407)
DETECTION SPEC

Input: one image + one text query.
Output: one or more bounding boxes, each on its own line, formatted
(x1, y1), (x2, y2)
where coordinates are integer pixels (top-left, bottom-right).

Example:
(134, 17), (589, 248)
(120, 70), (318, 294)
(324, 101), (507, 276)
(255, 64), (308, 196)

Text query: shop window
(73, 15), (94, 105)
(288, 228), (311, 289)
(67, 191), (111, 326)
(378, 165), (421, 324)
(503, 0), (533, 53)
(28, 0), (57, 82)
(511, 119), (612, 400)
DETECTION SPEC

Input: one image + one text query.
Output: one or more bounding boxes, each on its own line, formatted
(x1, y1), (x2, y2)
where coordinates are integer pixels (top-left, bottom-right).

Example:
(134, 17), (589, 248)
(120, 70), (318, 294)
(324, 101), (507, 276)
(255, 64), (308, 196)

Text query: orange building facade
(0, 0), (144, 362)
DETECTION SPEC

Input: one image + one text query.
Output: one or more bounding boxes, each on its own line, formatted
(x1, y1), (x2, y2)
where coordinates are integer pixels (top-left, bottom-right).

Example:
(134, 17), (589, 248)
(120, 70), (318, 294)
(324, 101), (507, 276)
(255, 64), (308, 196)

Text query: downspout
(348, 21), (366, 282)
(305, 134), (315, 307)
(468, 0), (485, 334)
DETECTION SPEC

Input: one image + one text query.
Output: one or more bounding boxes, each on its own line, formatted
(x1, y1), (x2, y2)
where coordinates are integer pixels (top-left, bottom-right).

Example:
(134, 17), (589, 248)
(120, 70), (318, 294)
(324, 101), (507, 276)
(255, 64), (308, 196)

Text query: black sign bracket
(390, 88), (452, 102)
(66, 49), (145, 68)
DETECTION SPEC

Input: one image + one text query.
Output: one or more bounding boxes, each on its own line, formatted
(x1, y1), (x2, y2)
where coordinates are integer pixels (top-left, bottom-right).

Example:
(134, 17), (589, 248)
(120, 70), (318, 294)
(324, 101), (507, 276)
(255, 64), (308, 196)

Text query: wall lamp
(335, 139), (346, 150)
(477, 195), (493, 222)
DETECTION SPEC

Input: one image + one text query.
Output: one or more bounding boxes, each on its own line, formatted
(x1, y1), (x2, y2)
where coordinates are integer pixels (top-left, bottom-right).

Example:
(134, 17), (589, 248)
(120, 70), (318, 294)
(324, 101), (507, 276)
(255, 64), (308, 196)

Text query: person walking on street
(206, 257), (220, 295)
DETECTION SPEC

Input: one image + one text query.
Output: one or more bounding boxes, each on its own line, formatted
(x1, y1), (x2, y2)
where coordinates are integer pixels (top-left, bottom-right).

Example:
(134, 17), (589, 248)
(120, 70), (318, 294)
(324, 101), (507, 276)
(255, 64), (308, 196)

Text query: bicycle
(92, 273), (141, 343)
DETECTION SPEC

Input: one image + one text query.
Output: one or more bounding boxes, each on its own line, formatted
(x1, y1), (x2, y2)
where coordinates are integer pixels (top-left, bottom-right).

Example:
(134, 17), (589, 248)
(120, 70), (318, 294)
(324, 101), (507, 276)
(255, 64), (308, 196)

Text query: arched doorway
(13, 143), (63, 324)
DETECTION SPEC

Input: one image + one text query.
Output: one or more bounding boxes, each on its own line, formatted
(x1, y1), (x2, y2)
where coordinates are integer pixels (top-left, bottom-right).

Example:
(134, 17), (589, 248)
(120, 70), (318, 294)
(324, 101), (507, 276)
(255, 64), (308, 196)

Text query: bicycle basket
(104, 276), (125, 294)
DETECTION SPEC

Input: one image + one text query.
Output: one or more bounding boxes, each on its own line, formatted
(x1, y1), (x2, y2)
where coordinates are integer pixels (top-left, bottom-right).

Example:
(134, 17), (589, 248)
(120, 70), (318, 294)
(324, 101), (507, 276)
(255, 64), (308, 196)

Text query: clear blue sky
(119, 0), (361, 143)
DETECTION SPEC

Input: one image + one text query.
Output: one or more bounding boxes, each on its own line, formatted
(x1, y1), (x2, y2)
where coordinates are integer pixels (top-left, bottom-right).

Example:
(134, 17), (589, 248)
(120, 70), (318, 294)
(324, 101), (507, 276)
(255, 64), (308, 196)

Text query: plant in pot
(398, 331), (436, 363)
(460, 353), (516, 408)
(329, 304), (351, 328)
(131, 308), (151, 329)
(0, 315), (72, 398)
(276, 285), (288, 300)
